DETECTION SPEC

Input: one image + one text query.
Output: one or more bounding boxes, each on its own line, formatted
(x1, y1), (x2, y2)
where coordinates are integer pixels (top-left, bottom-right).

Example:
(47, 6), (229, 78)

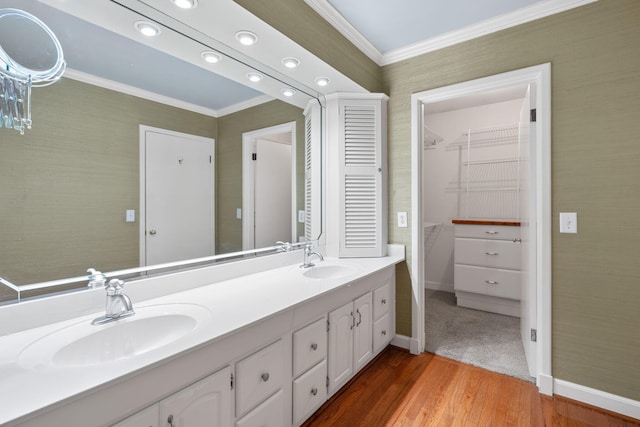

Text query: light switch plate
(559, 212), (577, 233)
(298, 210), (305, 223)
(125, 209), (135, 222)
(397, 211), (408, 228)
(236, 208), (242, 219)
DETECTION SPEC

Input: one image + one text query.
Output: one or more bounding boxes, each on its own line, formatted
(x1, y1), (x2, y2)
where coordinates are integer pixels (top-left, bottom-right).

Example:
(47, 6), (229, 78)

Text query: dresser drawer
(236, 339), (284, 417)
(293, 317), (327, 378)
(373, 283), (392, 320)
(293, 360), (327, 425)
(373, 312), (392, 354)
(455, 224), (520, 241)
(454, 264), (520, 300)
(455, 238), (521, 270)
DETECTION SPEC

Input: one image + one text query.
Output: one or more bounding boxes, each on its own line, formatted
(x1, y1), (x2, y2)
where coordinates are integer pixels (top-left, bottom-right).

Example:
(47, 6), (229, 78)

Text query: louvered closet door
(339, 99), (386, 257)
(304, 101), (322, 242)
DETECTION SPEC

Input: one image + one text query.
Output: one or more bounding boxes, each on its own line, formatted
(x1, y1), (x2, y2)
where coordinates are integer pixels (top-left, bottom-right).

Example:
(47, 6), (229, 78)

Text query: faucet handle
(107, 278), (125, 294)
(87, 268), (107, 288)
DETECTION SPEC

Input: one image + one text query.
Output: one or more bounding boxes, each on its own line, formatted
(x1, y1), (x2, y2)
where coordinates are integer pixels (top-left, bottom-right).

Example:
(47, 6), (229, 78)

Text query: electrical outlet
(397, 211), (408, 228)
(236, 208), (242, 219)
(125, 209), (135, 222)
(298, 210), (305, 223)
(559, 212), (577, 233)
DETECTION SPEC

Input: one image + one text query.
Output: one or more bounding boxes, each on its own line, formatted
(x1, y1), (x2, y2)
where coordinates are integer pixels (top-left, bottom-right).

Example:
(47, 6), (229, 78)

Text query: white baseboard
(538, 373), (554, 396)
(554, 378), (640, 420)
(390, 334), (411, 350)
(425, 281), (454, 293)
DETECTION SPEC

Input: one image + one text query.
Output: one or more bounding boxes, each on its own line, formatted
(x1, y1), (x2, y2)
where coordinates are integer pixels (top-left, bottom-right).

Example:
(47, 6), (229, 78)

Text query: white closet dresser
(452, 219), (521, 317)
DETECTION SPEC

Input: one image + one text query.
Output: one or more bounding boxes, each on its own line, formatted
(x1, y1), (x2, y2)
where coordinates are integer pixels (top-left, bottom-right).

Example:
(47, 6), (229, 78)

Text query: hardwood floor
(302, 346), (640, 427)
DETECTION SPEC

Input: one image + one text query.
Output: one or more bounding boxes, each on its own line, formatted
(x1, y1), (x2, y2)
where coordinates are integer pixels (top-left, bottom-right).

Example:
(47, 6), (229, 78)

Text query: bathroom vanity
(0, 246), (403, 427)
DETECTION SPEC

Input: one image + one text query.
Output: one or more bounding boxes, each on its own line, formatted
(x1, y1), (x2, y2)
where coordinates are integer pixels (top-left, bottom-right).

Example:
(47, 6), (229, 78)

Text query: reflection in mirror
(0, 0), (322, 303)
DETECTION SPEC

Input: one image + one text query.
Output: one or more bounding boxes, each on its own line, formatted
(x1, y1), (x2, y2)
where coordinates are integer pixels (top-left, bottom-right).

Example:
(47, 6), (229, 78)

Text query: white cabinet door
(158, 366), (231, 427)
(112, 405), (159, 427)
(353, 293), (373, 372)
(327, 301), (354, 395)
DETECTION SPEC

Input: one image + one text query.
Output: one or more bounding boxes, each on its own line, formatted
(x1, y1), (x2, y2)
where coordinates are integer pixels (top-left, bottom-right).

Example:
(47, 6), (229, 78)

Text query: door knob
(149, 230), (157, 235)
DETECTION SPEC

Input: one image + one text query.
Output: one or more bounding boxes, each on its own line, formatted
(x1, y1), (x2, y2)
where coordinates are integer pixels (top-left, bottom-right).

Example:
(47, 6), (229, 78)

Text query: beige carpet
(425, 290), (533, 382)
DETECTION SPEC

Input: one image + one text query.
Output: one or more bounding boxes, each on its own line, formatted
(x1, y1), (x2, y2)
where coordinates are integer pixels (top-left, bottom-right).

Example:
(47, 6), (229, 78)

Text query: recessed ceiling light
(201, 51), (221, 64)
(247, 73), (263, 83)
(170, 0), (197, 9)
(134, 21), (161, 37)
(282, 88), (296, 97)
(315, 77), (330, 87)
(236, 31), (258, 46)
(281, 57), (300, 69)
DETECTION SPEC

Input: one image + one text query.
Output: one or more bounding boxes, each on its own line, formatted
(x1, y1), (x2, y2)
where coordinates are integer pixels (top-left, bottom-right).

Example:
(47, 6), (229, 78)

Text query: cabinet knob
(167, 415), (175, 427)
(261, 372), (270, 382)
(381, 298), (387, 305)
(381, 330), (387, 336)
(485, 280), (498, 285)
(149, 229), (157, 235)
(485, 252), (499, 256)
(485, 230), (498, 234)
(311, 387), (318, 396)
(310, 343), (318, 351)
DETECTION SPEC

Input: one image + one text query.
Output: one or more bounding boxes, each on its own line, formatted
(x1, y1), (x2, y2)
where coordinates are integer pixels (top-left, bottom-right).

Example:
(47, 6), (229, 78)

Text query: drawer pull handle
(310, 343), (318, 351)
(356, 309), (362, 326)
(485, 280), (499, 285)
(311, 387), (318, 396)
(167, 415), (175, 427)
(381, 298), (387, 305)
(485, 252), (499, 256)
(485, 231), (499, 234)
(261, 372), (270, 382)
(381, 330), (387, 336)
(350, 312), (355, 330)
(513, 238), (522, 243)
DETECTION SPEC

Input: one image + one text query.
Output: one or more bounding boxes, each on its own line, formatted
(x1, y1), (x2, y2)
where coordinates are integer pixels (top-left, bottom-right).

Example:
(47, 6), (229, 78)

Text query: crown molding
(381, 0), (598, 65)
(306, 0), (597, 67)
(216, 95), (275, 117)
(64, 68), (221, 117)
(304, 0), (383, 64)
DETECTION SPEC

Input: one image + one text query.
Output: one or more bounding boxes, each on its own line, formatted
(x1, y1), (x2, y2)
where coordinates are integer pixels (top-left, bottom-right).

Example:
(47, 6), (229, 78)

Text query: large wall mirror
(0, 0), (337, 303)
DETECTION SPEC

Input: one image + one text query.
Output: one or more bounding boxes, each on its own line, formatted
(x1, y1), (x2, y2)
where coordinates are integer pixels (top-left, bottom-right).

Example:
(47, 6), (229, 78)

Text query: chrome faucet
(92, 278), (135, 325)
(87, 268), (107, 289)
(276, 241), (293, 252)
(301, 243), (324, 268)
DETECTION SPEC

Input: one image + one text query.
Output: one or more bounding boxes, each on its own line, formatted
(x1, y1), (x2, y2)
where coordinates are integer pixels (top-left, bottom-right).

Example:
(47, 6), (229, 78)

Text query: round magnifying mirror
(0, 8), (64, 82)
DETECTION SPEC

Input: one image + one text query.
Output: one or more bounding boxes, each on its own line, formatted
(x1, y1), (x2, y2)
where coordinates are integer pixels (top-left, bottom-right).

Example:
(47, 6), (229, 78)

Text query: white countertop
(0, 248), (404, 426)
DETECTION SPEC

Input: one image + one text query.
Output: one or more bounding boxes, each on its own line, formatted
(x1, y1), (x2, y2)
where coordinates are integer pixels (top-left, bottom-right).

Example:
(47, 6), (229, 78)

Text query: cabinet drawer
(293, 317), (327, 378)
(293, 360), (327, 425)
(373, 283), (391, 320)
(373, 313), (392, 354)
(112, 405), (158, 427)
(454, 264), (520, 300)
(236, 390), (284, 427)
(236, 340), (284, 417)
(455, 224), (520, 240)
(455, 238), (521, 270)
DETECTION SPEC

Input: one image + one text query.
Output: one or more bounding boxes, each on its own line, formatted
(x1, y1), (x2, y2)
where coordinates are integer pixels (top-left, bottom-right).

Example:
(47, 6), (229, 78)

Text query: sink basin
(19, 303), (210, 369)
(302, 263), (358, 279)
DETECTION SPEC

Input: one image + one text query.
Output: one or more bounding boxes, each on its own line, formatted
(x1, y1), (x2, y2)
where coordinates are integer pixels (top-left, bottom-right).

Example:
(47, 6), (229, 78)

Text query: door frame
(241, 121), (297, 250)
(410, 63), (552, 394)
(139, 125), (216, 266)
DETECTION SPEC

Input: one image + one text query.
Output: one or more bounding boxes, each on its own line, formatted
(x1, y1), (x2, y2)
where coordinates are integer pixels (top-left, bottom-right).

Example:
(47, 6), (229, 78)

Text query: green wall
(382, 0), (640, 400)
(0, 78), (217, 297)
(216, 100), (306, 254)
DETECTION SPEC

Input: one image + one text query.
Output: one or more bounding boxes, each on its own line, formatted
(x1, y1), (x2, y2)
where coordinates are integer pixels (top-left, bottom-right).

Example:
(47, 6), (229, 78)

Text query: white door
(144, 127), (214, 266)
(328, 301), (354, 395)
(353, 292), (373, 372)
(518, 85), (537, 377)
(254, 138), (292, 247)
(159, 366), (231, 427)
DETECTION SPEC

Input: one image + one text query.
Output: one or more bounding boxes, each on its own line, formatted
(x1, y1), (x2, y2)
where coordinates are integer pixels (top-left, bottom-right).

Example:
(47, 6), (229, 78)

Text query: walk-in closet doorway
(410, 64), (553, 393)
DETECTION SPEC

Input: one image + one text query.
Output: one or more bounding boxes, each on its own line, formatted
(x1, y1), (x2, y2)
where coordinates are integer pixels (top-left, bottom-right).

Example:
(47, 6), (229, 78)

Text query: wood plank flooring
(302, 346), (639, 427)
